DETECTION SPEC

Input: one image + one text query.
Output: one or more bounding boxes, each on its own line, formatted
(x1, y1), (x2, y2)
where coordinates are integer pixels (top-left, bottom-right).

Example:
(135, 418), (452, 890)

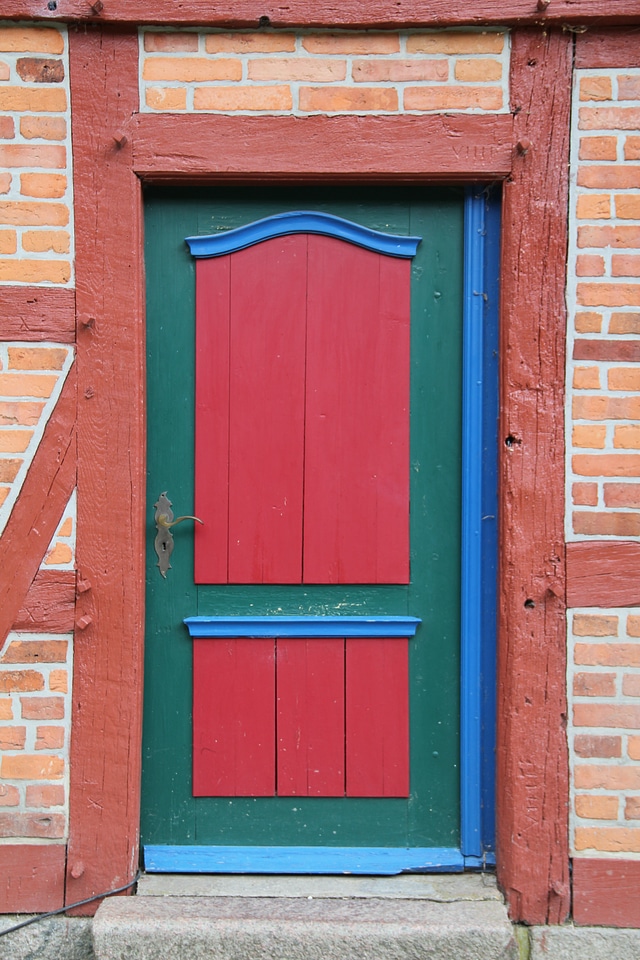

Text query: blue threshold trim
(186, 211), (421, 259)
(144, 846), (464, 875)
(184, 615), (421, 639)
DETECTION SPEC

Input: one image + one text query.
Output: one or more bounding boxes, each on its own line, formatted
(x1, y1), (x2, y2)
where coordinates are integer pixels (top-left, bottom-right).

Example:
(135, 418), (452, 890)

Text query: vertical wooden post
(67, 26), (144, 910)
(497, 27), (573, 924)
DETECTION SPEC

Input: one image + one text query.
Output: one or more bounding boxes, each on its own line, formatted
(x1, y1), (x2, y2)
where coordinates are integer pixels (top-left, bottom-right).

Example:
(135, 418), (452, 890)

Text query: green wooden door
(142, 185), (464, 868)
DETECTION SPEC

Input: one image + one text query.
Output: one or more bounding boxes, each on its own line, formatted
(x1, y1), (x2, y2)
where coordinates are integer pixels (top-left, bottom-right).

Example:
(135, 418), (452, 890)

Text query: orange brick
(610, 313), (640, 334)
(573, 365), (600, 389)
(626, 137), (640, 161)
(25, 784), (64, 807)
(0, 726), (26, 750)
(206, 32), (296, 54)
(145, 87), (187, 111)
(0, 117), (14, 139)
(573, 614), (619, 637)
(0, 812), (65, 838)
(454, 59), (503, 82)
(615, 195), (640, 220)
(0, 785), (19, 806)
(577, 283), (640, 308)
(575, 827), (640, 853)
(0, 700), (12, 720)
(0, 259), (70, 284)
(20, 173), (67, 199)
(575, 795), (619, 820)
(608, 367), (640, 390)
(0, 489), (9, 507)
(353, 59), (448, 82)
(573, 672), (616, 697)
(615, 425), (640, 449)
(576, 254), (605, 276)
(625, 797), (640, 819)
(575, 643), (640, 666)
(1, 640), (67, 663)
(579, 76), (613, 102)
(572, 482), (598, 506)
(248, 59), (347, 82)
(194, 86), (293, 112)
(404, 86), (503, 111)
(0, 429), (32, 453)
(578, 226), (640, 249)
(58, 517), (72, 536)
(0, 201), (69, 227)
(572, 396), (640, 420)
(573, 454), (640, 477)
(0, 27), (64, 54)
(142, 57), (241, 82)
(0, 670), (44, 693)
(623, 674), (640, 696)
(8, 347), (67, 371)
(579, 136), (618, 161)
(575, 764), (640, 790)
(630, 736), (640, 760)
(578, 166), (640, 190)
(0, 401), (45, 425)
(576, 196), (610, 220)
(574, 703), (640, 727)
(22, 230), (70, 254)
(0, 230), (16, 254)
(604, 483), (640, 508)
(627, 616), (640, 637)
(574, 734), (621, 758)
(575, 312), (602, 333)
(0, 460), (21, 483)
(20, 696), (64, 720)
(407, 32), (504, 55)
(572, 425), (606, 449)
(579, 107), (640, 131)
(619, 76), (640, 100)
(49, 670), (67, 693)
(0, 145), (65, 170)
(303, 34), (400, 55)
(20, 116), (67, 141)
(44, 543), (72, 565)
(612, 255), (640, 278)
(144, 31), (199, 52)
(300, 86), (397, 113)
(35, 725), (64, 750)
(0, 88), (66, 113)
(0, 754), (63, 780)
(0, 173), (11, 195)
(573, 511), (640, 536)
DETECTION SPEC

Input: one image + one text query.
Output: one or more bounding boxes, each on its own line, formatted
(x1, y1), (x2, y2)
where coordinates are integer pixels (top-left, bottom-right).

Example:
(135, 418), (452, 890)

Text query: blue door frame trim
(184, 615), (421, 639)
(147, 190), (498, 876)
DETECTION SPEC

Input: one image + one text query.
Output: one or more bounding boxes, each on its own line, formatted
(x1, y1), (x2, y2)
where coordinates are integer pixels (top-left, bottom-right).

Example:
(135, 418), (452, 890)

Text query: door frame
(67, 25), (571, 923)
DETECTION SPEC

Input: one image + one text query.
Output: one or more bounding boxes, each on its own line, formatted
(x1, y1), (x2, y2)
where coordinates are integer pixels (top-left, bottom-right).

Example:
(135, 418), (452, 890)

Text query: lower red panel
(573, 858), (640, 927)
(0, 844), (65, 913)
(346, 638), (409, 797)
(193, 638), (275, 796)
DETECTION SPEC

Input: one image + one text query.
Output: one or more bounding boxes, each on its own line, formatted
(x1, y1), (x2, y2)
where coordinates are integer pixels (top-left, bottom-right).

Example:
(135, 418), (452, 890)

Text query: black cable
(0, 869), (142, 939)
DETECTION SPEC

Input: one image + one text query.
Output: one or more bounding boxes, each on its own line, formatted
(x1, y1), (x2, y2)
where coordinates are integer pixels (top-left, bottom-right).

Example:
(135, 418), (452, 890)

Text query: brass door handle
(154, 491), (203, 578)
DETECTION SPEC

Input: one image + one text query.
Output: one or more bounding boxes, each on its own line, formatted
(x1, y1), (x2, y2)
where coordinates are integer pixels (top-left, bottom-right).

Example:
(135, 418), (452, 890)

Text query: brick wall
(139, 29), (510, 114)
(0, 23), (73, 286)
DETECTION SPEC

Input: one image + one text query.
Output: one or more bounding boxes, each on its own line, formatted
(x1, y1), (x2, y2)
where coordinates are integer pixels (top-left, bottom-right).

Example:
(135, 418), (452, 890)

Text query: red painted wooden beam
(67, 26), (144, 914)
(576, 28), (640, 69)
(132, 114), (514, 184)
(0, 287), (75, 343)
(0, 845), (66, 913)
(3, 0), (640, 26)
(12, 570), (76, 633)
(573, 859), (640, 928)
(496, 27), (572, 926)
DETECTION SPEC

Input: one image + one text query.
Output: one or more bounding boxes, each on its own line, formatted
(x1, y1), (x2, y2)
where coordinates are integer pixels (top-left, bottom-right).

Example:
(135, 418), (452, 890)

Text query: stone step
(92, 879), (517, 960)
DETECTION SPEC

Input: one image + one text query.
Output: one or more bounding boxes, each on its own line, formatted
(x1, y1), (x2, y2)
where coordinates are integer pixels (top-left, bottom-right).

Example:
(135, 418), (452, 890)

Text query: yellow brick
(0, 230), (17, 255)
(573, 425), (606, 449)
(8, 347), (67, 371)
(454, 58), (503, 82)
(0, 201), (69, 227)
(49, 670), (67, 693)
(145, 87), (187, 111)
(0, 373), (57, 398)
(22, 230), (70, 254)
(407, 32), (505, 54)
(58, 517), (72, 536)
(142, 57), (241, 82)
(0, 429), (33, 453)
(0, 27), (64, 54)
(44, 543), (72, 565)
(20, 174), (67, 200)
(206, 32), (296, 53)
(0, 88), (67, 113)
(0, 259), (70, 284)
(573, 366), (600, 389)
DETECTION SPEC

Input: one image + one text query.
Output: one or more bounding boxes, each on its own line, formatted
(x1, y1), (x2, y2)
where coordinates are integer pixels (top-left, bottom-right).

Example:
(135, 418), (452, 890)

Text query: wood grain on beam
(3, 0), (640, 27)
(567, 541), (640, 608)
(496, 27), (572, 926)
(12, 570), (76, 633)
(576, 28), (640, 69)
(0, 287), (75, 342)
(67, 25), (144, 914)
(133, 114), (514, 184)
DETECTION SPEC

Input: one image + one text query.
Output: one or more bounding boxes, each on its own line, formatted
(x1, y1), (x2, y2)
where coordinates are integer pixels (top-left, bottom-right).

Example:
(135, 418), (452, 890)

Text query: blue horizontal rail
(184, 615), (421, 638)
(186, 211), (421, 259)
